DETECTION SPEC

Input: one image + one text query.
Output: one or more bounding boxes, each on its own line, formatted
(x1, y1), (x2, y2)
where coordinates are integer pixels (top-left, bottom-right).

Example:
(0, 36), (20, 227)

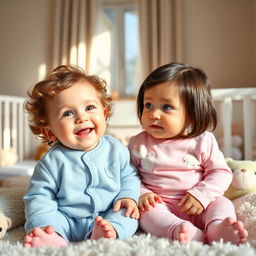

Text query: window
(98, 0), (139, 98)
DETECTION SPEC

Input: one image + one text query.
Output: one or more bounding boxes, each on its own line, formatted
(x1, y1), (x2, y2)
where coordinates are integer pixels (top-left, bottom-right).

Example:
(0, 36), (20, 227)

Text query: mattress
(0, 160), (37, 179)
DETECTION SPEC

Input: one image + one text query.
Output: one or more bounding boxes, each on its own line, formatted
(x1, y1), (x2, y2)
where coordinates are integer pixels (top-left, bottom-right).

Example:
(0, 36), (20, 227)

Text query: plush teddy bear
(224, 158), (256, 200)
(0, 148), (18, 166)
(0, 212), (12, 239)
(0, 187), (26, 231)
(35, 144), (49, 160)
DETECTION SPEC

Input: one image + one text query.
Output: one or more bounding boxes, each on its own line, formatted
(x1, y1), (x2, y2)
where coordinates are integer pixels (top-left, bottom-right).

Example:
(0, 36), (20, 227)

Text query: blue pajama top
(24, 135), (140, 232)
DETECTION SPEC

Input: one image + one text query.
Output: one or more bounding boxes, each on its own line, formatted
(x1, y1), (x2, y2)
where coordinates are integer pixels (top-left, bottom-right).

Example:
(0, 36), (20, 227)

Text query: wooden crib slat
(243, 96), (253, 160)
(24, 113), (31, 159)
(11, 102), (18, 153)
(3, 101), (11, 149)
(18, 102), (24, 161)
(221, 97), (233, 158)
(0, 101), (2, 150)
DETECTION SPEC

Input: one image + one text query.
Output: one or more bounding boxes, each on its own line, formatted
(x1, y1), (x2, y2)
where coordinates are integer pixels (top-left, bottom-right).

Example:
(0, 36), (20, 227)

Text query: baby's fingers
(130, 208), (140, 219)
(125, 205), (134, 217)
(140, 199), (151, 211)
(113, 200), (121, 212)
(154, 195), (163, 203)
(178, 194), (188, 206)
(148, 197), (157, 208)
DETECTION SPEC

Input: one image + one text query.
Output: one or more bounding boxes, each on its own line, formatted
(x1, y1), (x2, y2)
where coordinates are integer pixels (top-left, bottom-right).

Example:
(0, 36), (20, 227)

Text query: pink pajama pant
(140, 196), (236, 239)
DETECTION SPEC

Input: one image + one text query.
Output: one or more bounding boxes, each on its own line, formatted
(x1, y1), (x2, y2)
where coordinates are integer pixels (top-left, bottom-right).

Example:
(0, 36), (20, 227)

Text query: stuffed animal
(35, 144), (49, 160)
(224, 158), (256, 200)
(0, 148), (18, 166)
(0, 212), (12, 239)
(0, 187), (26, 230)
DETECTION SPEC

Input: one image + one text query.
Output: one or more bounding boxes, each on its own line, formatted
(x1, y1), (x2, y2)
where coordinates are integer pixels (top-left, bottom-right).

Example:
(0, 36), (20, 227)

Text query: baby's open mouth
(150, 124), (162, 129)
(75, 128), (94, 136)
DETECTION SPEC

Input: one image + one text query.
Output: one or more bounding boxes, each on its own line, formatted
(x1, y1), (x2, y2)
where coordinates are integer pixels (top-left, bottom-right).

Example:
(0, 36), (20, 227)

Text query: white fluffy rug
(1, 189), (256, 255)
(1, 232), (256, 256)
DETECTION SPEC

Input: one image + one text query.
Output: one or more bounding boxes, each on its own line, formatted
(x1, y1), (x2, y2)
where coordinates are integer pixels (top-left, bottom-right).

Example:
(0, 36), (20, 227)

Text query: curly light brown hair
(24, 65), (112, 145)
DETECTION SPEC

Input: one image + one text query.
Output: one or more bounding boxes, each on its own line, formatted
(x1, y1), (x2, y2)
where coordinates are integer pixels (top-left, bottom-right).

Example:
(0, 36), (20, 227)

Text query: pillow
(233, 192), (256, 241)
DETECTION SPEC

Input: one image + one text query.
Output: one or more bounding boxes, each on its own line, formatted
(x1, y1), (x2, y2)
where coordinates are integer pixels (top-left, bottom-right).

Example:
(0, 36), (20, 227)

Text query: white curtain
(52, 0), (100, 72)
(136, 0), (183, 81)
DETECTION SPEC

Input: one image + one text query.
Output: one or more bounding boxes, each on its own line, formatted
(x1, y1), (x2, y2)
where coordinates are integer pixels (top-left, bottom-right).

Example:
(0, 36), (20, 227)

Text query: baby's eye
(144, 102), (153, 110)
(86, 105), (96, 111)
(62, 110), (74, 117)
(162, 104), (173, 111)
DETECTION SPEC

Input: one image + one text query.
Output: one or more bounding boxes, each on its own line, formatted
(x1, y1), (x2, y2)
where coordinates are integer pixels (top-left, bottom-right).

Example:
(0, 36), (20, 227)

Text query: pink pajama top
(128, 131), (232, 209)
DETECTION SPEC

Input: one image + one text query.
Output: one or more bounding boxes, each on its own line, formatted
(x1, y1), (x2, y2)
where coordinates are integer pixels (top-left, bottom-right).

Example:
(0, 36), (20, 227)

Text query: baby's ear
(41, 127), (57, 141)
(104, 108), (109, 119)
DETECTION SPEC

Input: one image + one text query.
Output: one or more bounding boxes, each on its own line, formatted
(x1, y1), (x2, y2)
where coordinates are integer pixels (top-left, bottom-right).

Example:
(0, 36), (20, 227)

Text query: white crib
(211, 88), (256, 160)
(0, 95), (36, 178)
(108, 87), (256, 160)
(0, 88), (255, 179)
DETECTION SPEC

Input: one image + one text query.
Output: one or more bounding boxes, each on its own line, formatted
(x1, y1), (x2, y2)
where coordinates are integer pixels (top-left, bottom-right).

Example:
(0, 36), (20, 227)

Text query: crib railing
(211, 88), (256, 160)
(0, 95), (34, 161)
(1, 88), (256, 162)
(108, 87), (256, 160)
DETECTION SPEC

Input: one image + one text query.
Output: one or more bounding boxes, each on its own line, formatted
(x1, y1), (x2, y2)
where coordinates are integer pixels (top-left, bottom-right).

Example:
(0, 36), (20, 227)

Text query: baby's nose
(150, 109), (161, 119)
(75, 113), (88, 124)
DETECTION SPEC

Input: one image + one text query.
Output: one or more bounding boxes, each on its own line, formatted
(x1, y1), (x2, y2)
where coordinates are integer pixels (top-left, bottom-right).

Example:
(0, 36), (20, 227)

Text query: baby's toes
(233, 221), (248, 241)
(24, 235), (33, 243)
(32, 227), (45, 237)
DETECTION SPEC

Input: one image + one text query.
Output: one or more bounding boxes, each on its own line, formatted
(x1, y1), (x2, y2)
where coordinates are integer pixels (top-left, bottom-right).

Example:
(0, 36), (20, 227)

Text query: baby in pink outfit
(128, 62), (248, 244)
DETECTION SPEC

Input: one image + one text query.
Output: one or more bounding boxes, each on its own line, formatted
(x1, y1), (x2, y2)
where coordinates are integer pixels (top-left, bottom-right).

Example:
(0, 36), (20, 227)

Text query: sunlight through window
(96, 0), (139, 98)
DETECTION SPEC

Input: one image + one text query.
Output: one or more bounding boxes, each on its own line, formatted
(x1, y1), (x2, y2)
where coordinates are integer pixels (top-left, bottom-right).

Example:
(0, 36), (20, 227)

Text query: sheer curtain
(52, 0), (100, 72)
(136, 0), (183, 81)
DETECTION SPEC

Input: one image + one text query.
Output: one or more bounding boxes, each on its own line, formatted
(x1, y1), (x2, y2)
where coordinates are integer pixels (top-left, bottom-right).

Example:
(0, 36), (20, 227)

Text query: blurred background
(0, 0), (255, 98)
(0, 0), (256, 162)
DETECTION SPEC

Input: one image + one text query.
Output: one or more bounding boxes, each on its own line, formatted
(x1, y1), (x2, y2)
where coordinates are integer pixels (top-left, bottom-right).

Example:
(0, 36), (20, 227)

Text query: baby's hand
(178, 193), (204, 215)
(114, 198), (139, 219)
(139, 192), (163, 211)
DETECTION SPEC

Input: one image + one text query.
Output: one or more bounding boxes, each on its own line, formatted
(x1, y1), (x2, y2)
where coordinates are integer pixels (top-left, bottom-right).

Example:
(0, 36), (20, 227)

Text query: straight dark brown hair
(137, 62), (217, 138)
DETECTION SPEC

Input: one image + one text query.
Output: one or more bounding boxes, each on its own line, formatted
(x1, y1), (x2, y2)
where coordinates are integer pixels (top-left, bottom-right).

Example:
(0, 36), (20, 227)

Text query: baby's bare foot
(174, 221), (206, 243)
(90, 216), (117, 240)
(207, 217), (248, 244)
(23, 226), (68, 248)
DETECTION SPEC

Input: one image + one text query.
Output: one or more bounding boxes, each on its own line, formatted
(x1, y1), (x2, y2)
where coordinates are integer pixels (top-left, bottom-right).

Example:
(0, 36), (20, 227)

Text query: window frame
(101, 0), (138, 99)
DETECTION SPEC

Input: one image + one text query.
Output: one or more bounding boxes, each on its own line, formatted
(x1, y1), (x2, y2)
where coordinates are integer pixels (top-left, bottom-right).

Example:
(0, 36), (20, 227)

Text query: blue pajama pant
(54, 207), (138, 242)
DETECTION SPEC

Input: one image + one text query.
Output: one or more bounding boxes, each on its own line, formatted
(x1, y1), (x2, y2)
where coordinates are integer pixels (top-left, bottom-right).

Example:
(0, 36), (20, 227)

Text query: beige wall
(0, 0), (53, 97)
(254, 0), (256, 80)
(0, 0), (255, 97)
(182, 0), (256, 88)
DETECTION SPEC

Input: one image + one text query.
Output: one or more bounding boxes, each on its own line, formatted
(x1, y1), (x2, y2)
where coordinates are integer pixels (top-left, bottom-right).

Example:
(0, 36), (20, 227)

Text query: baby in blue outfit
(23, 65), (140, 248)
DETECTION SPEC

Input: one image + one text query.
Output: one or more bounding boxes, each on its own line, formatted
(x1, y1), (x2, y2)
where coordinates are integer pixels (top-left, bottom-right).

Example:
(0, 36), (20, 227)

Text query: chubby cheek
(141, 114), (149, 127)
(97, 120), (107, 135)
(55, 122), (72, 138)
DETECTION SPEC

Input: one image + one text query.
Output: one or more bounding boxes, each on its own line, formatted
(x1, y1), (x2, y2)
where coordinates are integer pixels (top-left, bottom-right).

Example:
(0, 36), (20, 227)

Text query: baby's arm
(113, 143), (141, 212)
(178, 193), (204, 215)
(24, 161), (59, 233)
(113, 198), (139, 219)
(187, 133), (233, 209)
(139, 192), (163, 211)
